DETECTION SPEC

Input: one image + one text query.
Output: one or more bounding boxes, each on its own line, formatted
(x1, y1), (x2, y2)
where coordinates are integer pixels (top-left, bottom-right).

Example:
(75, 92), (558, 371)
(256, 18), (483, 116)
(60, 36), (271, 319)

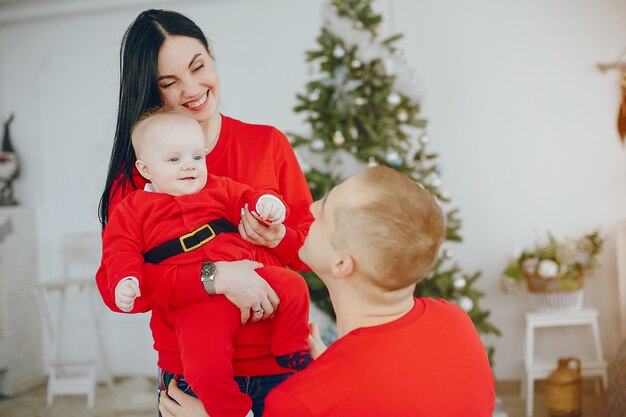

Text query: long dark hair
(98, 9), (210, 228)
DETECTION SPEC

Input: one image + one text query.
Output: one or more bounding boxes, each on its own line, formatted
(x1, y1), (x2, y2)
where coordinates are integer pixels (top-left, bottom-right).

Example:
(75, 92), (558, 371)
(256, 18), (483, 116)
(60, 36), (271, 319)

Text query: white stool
(35, 280), (113, 408)
(521, 308), (608, 417)
(34, 233), (113, 409)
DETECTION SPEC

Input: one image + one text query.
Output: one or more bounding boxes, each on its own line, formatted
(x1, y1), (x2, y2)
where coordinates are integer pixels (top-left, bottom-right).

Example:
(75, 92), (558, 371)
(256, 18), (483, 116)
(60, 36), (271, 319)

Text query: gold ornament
(333, 131), (345, 146)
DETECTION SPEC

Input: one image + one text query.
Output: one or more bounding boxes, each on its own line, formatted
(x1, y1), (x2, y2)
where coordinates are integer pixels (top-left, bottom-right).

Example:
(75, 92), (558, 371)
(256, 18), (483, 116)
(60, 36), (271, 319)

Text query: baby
(102, 109), (311, 417)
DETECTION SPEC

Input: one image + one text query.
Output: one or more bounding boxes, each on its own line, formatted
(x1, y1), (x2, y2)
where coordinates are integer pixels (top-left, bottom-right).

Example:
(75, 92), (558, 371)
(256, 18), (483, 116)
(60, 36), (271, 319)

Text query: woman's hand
(239, 204), (286, 248)
(159, 381), (208, 417)
(307, 323), (327, 359)
(213, 260), (280, 324)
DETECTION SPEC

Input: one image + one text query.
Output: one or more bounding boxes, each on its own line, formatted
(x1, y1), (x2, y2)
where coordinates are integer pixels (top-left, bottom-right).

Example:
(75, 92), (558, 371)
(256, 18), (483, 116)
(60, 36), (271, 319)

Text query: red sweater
(95, 115), (314, 375)
(264, 298), (496, 417)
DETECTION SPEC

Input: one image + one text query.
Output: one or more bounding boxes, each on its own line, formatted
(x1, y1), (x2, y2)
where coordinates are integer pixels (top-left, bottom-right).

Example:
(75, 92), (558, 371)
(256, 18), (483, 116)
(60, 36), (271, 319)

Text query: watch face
(202, 261), (217, 281)
(0, 152), (18, 180)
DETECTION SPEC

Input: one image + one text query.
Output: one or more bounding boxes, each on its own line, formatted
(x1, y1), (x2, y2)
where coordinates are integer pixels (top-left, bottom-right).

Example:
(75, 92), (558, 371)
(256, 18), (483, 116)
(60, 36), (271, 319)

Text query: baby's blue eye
(169, 157), (179, 163)
(194, 155), (203, 161)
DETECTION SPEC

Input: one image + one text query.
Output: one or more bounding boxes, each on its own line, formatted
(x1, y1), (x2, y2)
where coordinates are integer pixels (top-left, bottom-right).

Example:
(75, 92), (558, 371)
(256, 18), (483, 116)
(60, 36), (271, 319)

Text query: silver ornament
(355, 97), (367, 106)
(387, 93), (401, 105)
(419, 134), (431, 145)
(333, 45), (345, 58)
(385, 150), (402, 167)
(397, 110), (409, 122)
(453, 278), (467, 290)
(349, 127), (359, 139)
(310, 139), (325, 151)
(444, 249), (454, 259)
(458, 296), (474, 312)
(351, 59), (362, 69)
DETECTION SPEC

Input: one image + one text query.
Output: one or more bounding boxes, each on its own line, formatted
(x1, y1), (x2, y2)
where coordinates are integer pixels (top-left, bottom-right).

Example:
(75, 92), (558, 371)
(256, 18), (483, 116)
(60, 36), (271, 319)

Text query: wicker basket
(526, 273), (584, 312)
(529, 290), (584, 312)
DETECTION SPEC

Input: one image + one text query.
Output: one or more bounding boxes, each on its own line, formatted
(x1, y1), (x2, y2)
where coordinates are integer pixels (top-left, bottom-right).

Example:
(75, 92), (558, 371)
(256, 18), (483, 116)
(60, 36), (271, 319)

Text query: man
(159, 165), (495, 417)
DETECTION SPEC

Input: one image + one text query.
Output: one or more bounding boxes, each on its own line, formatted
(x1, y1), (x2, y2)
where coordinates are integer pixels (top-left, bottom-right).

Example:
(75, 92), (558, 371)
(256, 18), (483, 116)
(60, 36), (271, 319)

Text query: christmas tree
(291, 0), (500, 361)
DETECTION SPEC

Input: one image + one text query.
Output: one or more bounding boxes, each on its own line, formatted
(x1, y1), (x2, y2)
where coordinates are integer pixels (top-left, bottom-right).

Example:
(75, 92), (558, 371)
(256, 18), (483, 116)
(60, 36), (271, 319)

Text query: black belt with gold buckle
(143, 218), (238, 264)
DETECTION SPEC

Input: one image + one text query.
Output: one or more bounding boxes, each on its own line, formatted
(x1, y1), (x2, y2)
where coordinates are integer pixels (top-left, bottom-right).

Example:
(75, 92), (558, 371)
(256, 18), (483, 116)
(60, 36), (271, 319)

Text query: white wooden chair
(35, 232), (113, 408)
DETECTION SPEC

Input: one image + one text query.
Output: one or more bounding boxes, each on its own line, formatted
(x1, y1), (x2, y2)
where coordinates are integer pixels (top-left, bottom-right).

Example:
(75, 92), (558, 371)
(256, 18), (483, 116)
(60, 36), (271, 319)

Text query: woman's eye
(192, 64), (205, 73)
(160, 81), (175, 89)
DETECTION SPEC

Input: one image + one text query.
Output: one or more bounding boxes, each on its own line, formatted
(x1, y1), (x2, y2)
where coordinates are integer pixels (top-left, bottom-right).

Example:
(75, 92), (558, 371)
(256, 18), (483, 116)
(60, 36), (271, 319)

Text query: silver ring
(253, 308), (264, 315)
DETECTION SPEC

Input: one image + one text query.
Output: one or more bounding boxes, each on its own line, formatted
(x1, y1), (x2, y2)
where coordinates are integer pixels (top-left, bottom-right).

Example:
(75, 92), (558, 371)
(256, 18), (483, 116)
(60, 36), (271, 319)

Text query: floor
(496, 380), (608, 417)
(0, 378), (609, 417)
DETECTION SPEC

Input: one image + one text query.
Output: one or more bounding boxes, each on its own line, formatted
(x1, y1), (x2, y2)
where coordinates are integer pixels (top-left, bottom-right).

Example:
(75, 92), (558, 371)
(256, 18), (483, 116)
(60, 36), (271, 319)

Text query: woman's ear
(135, 160), (151, 180)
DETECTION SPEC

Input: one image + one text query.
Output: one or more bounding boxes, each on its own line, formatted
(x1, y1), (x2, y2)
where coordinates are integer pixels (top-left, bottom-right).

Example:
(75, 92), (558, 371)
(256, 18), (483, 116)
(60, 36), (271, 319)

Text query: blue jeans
(158, 369), (291, 417)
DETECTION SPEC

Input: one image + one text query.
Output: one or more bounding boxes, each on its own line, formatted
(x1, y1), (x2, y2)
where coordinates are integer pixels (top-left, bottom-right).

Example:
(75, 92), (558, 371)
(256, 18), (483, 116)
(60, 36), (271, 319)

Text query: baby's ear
(135, 160), (151, 180)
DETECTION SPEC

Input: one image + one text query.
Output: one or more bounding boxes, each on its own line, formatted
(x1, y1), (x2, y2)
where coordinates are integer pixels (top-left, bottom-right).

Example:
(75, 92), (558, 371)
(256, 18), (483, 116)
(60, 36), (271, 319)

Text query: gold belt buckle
(179, 224), (216, 252)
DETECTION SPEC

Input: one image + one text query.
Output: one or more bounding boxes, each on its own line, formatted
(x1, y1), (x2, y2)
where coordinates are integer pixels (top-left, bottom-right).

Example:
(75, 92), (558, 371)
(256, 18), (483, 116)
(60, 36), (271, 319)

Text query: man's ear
(331, 250), (355, 278)
(135, 159), (151, 180)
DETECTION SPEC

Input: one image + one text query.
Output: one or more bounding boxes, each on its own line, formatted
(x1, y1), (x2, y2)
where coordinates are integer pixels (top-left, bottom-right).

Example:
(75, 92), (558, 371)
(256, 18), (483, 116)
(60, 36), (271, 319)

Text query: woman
(95, 9), (313, 416)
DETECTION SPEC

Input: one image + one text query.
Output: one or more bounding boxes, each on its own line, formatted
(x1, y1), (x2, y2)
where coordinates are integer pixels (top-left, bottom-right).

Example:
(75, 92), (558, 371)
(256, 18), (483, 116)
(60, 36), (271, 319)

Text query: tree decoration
(290, 0), (500, 361)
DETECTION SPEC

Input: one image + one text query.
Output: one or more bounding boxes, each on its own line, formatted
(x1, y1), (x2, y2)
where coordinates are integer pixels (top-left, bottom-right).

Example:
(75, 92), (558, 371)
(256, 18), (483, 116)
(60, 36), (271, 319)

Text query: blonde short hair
(131, 106), (183, 157)
(331, 165), (445, 290)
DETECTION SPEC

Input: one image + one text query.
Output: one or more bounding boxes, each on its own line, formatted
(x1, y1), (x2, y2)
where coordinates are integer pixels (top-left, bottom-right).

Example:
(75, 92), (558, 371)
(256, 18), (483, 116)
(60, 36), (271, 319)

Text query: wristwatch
(201, 261), (217, 295)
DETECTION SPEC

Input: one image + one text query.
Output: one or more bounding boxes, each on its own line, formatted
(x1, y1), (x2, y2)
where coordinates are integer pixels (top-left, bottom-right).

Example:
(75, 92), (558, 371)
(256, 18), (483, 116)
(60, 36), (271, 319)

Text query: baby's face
(137, 116), (208, 196)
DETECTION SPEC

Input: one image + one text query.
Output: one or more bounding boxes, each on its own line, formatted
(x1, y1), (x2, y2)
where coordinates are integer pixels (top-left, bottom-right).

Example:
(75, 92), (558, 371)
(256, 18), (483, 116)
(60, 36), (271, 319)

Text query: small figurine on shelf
(0, 114), (19, 206)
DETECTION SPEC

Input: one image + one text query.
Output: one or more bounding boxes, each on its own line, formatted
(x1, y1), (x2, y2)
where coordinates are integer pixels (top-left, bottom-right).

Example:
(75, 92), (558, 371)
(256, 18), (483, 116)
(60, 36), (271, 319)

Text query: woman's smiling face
(157, 35), (221, 125)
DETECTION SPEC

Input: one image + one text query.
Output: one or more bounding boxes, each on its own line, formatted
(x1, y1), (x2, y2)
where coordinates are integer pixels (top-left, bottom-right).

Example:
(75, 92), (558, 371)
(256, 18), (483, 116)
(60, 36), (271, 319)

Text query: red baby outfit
(102, 174), (310, 417)
(95, 115), (314, 380)
(264, 298), (495, 417)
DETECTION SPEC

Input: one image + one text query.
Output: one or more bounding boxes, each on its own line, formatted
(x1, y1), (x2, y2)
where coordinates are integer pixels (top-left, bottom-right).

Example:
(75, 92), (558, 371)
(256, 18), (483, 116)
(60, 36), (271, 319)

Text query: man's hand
(114, 278), (141, 312)
(213, 260), (280, 324)
(159, 380), (208, 417)
(239, 204), (286, 248)
(308, 322), (327, 359)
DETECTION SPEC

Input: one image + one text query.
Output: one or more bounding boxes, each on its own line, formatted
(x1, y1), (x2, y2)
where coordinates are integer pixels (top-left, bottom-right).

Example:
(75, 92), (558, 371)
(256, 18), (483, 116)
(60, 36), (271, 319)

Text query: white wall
(1, 0), (626, 380)
(390, 0), (626, 379)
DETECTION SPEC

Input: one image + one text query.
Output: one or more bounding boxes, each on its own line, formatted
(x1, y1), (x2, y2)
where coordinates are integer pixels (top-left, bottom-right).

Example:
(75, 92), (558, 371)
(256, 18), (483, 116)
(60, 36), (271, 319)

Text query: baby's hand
(253, 195), (286, 225)
(115, 278), (141, 312)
